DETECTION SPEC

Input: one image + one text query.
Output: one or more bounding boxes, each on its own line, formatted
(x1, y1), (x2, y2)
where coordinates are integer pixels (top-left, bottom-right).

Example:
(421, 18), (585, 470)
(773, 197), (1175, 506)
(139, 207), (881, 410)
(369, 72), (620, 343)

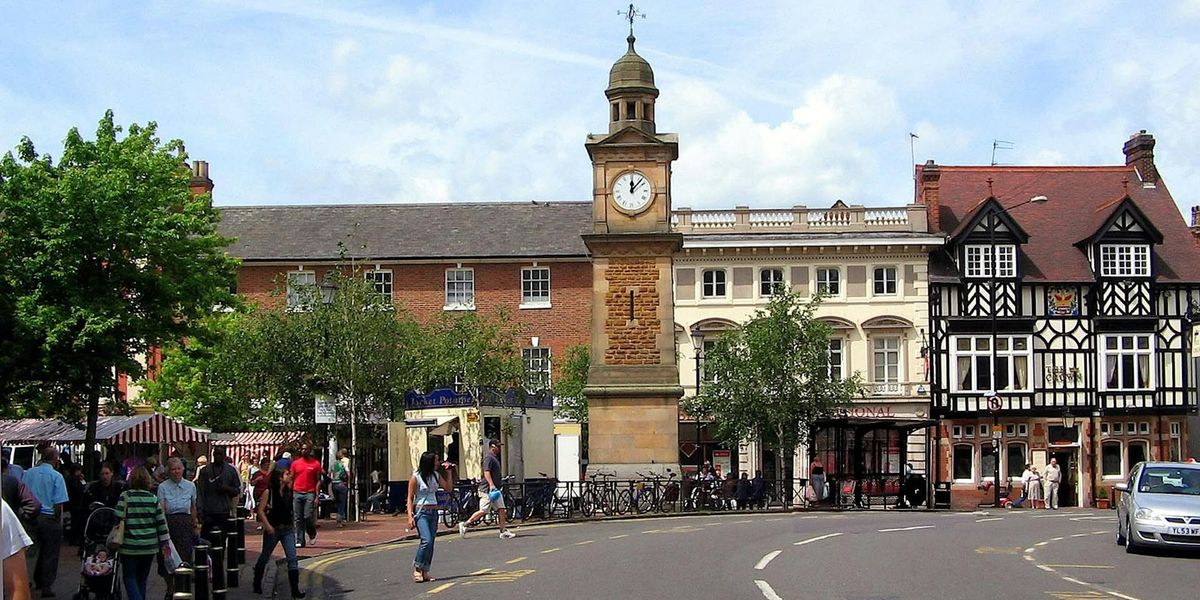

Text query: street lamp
(1061, 411), (1076, 429)
(689, 324), (705, 473)
(986, 191), (1049, 507)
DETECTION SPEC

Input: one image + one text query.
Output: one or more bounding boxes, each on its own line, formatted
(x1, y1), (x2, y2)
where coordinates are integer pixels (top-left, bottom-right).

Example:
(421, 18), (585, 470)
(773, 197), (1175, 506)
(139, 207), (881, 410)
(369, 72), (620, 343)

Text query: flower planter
(1095, 498), (1110, 509)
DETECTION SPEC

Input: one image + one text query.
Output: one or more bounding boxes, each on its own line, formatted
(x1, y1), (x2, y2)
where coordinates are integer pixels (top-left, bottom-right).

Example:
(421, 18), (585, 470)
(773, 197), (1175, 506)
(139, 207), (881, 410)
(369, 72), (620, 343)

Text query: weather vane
(618, 3), (645, 37)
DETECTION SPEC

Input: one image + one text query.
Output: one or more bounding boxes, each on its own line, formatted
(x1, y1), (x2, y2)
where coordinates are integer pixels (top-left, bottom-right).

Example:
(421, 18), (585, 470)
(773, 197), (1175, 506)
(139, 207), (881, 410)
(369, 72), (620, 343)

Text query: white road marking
(574, 540), (594, 546)
(754, 550), (782, 570)
(1108, 591), (1142, 600)
(733, 520), (753, 524)
(1024, 547), (1035, 553)
(505, 557), (526, 564)
(540, 547), (560, 554)
(609, 534), (628, 539)
(794, 532), (844, 546)
(1035, 541), (1050, 546)
(976, 517), (1004, 522)
(1044, 564), (1114, 569)
(1036, 565), (1055, 572)
(877, 525), (935, 533)
(754, 579), (784, 600)
(1031, 512), (1090, 518)
(1061, 576), (1088, 586)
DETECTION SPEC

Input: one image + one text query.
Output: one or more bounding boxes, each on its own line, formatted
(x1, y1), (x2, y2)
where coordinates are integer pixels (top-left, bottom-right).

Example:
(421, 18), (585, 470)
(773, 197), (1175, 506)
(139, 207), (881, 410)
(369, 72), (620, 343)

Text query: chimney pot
(1122, 131), (1158, 185)
(1192, 206), (1199, 228)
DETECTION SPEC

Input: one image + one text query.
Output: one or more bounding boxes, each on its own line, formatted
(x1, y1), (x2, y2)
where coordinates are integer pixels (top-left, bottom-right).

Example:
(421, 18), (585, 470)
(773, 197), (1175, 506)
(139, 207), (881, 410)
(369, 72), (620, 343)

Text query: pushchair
(73, 503), (120, 600)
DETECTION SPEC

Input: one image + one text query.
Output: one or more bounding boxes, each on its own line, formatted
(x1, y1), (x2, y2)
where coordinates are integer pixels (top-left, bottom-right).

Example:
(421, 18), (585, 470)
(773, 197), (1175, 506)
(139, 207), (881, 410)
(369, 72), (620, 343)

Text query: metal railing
(671, 204), (928, 235)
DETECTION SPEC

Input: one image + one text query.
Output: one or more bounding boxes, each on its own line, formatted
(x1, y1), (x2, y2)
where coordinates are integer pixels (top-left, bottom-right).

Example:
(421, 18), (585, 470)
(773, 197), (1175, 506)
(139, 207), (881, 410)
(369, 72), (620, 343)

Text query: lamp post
(690, 325), (705, 472)
(987, 192), (1048, 508)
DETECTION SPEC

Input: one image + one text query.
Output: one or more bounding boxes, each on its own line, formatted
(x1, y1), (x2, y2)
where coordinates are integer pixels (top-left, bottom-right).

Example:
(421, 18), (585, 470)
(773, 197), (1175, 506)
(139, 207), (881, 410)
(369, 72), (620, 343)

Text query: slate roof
(921, 165), (1200, 283)
(217, 202), (593, 261)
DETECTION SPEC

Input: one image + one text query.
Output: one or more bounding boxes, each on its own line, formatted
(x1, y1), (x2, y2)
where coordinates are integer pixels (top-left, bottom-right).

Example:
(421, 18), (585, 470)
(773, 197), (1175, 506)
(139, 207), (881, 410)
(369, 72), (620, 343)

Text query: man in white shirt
(2, 500), (33, 600)
(1044, 458), (1062, 510)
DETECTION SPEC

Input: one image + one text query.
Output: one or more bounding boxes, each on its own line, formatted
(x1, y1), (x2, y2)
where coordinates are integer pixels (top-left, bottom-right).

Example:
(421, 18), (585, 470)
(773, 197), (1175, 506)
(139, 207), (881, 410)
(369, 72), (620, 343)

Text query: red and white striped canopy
(210, 431), (307, 465)
(95, 414), (207, 445)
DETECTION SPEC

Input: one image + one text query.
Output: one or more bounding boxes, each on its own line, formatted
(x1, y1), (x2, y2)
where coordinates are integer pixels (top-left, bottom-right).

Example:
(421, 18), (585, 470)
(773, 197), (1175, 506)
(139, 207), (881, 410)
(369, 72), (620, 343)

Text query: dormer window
(1100, 244), (1149, 277)
(964, 244), (1016, 278)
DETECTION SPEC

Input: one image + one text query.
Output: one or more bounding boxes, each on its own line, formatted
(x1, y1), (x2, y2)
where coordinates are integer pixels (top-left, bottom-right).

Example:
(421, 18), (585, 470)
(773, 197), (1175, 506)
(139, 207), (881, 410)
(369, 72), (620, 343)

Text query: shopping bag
(106, 519), (125, 551)
(162, 537), (183, 573)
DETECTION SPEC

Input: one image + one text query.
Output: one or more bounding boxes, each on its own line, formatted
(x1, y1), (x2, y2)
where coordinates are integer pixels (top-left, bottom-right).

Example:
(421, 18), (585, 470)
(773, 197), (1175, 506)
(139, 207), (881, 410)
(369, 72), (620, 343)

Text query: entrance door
(1050, 450), (1078, 507)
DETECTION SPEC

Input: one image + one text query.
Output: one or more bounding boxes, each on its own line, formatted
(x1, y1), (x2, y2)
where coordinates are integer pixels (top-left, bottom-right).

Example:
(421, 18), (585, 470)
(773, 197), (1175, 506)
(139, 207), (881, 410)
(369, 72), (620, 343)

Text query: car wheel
(1115, 518), (1126, 546)
(1124, 519), (1139, 554)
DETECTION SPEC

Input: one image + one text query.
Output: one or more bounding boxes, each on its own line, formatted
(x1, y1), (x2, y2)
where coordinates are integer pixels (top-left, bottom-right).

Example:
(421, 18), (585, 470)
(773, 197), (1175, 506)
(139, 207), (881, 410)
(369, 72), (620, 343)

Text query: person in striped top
(115, 467), (169, 600)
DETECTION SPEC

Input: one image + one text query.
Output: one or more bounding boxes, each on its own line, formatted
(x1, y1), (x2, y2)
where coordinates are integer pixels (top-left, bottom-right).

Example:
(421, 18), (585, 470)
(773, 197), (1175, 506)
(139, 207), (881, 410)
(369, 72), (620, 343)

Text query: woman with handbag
(407, 451), (452, 583)
(114, 467), (170, 600)
(253, 463), (305, 598)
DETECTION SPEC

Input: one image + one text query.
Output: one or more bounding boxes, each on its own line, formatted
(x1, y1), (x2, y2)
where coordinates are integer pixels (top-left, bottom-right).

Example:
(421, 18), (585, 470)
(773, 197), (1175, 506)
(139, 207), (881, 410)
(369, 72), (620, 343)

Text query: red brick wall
(236, 260), (592, 378)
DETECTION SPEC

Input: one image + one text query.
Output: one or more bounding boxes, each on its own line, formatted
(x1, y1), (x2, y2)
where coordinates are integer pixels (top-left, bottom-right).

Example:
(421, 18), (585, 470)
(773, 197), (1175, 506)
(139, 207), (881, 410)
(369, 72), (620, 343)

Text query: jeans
(293, 491), (315, 544)
(412, 508), (439, 571)
(367, 491), (385, 513)
(332, 482), (349, 523)
(255, 526), (299, 572)
(121, 554), (154, 600)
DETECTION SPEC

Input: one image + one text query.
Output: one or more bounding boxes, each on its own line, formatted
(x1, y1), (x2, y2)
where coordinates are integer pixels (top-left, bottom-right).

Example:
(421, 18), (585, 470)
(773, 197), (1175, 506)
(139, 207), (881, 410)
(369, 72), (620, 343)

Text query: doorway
(1049, 449), (1078, 507)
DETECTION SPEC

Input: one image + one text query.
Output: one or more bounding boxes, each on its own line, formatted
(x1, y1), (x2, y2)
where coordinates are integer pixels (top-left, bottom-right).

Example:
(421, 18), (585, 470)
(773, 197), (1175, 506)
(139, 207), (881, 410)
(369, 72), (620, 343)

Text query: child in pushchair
(74, 503), (119, 600)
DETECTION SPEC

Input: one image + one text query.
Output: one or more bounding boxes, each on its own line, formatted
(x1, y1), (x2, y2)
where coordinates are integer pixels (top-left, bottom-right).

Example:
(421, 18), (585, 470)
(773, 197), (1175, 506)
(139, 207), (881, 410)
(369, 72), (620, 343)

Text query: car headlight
(1134, 507), (1163, 522)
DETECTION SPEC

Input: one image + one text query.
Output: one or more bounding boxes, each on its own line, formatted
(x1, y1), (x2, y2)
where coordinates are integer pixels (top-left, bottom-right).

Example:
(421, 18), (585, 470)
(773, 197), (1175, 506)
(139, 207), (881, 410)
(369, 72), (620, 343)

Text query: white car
(1115, 461), (1200, 552)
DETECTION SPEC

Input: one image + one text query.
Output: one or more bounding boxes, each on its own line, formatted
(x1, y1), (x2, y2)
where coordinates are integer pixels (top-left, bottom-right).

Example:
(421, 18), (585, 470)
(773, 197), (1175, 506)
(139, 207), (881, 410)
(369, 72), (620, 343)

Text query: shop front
(811, 403), (935, 509)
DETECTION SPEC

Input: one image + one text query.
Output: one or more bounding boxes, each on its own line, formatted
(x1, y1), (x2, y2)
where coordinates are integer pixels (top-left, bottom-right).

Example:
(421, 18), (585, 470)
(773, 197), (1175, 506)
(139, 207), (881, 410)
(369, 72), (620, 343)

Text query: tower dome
(605, 35), (658, 135)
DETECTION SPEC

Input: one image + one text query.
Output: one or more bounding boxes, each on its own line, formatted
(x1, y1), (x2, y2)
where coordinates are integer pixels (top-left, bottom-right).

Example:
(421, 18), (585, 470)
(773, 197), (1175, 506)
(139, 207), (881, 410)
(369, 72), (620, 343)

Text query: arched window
(952, 444), (974, 482)
(1006, 442), (1027, 479)
(1101, 441), (1123, 478)
(1126, 440), (1148, 471)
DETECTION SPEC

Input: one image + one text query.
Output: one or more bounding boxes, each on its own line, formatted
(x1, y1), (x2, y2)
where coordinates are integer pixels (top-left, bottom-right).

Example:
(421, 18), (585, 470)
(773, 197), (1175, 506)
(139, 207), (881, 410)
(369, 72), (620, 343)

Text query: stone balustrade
(672, 204), (928, 234)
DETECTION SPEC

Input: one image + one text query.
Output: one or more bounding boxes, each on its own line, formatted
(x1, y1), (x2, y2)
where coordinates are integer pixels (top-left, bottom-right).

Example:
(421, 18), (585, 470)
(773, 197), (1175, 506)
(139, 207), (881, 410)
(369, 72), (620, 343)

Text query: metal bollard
(226, 520), (240, 588)
(193, 541), (211, 600)
(233, 513), (247, 563)
(172, 564), (195, 600)
(210, 529), (227, 600)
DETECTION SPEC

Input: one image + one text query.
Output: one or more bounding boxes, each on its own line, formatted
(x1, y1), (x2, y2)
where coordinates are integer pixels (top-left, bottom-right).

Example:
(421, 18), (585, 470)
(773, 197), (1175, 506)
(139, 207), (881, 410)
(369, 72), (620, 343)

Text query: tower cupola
(605, 35), (658, 135)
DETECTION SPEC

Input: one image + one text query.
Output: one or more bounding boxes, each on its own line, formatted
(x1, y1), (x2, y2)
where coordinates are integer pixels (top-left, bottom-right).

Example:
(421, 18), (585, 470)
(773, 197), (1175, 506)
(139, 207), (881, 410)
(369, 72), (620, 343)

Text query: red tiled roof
(919, 165), (1200, 283)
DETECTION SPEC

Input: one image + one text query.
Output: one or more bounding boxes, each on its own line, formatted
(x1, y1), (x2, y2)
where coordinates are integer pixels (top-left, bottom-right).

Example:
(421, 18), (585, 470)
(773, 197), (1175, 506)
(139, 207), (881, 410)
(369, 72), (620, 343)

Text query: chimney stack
(1122, 130), (1158, 186)
(188, 160), (214, 199)
(918, 160), (942, 234)
(1191, 206), (1200, 241)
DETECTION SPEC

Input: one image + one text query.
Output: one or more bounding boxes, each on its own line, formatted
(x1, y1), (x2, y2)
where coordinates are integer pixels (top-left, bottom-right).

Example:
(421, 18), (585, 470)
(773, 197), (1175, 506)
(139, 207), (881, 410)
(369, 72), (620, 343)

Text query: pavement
(42, 512), (420, 600)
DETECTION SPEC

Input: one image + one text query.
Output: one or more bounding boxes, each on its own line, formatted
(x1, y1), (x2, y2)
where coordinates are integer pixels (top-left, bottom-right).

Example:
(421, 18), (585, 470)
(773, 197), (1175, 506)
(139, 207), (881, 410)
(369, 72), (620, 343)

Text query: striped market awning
(210, 431), (307, 465)
(94, 414), (208, 444)
(0, 419), (83, 444)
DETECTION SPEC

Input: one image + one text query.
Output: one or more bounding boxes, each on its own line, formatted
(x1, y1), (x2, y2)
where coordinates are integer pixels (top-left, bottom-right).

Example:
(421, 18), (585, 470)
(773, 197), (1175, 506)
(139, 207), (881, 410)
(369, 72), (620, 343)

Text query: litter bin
(933, 481), (952, 509)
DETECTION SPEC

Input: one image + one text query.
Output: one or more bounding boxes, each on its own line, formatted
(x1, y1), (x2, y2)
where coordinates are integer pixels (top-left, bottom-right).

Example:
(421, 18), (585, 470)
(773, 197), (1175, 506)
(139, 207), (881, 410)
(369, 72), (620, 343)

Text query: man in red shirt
(289, 443), (322, 547)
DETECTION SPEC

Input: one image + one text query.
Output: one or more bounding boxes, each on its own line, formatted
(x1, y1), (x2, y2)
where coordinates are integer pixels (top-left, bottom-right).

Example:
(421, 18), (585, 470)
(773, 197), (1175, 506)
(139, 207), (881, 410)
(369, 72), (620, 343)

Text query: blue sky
(3, 1), (1199, 214)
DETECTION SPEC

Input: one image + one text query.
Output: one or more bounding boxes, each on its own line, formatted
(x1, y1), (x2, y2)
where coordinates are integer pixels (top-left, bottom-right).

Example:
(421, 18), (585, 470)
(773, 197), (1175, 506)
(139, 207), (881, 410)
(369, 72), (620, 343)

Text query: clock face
(611, 171), (653, 213)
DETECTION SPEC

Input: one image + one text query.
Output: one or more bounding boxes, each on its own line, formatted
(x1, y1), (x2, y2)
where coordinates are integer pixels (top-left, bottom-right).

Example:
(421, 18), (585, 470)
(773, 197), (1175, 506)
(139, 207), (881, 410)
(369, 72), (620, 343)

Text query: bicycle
(479, 475), (516, 526)
(633, 470), (679, 514)
(579, 471), (628, 517)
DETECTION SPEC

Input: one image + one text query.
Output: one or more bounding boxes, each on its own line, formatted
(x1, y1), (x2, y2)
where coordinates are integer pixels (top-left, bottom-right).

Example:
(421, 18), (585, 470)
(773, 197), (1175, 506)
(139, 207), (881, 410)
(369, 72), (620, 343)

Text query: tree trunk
(84, 368), (103, 481)
(349, 384), (359, 523)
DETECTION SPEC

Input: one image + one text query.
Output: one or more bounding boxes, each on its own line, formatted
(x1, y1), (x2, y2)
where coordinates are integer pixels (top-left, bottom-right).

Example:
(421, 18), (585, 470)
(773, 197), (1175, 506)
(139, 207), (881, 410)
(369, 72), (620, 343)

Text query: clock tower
(582, 32), (683, 478)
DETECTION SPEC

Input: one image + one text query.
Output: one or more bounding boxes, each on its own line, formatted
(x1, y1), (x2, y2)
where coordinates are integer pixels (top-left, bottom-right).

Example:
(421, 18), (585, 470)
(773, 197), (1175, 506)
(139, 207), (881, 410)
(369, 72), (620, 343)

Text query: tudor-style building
(920, 132), (1199, 510)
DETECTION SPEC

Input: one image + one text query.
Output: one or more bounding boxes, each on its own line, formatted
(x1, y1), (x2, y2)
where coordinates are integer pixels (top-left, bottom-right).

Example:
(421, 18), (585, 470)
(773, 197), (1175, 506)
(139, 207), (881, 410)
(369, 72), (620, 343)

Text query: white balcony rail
(672, 204), (926, 234)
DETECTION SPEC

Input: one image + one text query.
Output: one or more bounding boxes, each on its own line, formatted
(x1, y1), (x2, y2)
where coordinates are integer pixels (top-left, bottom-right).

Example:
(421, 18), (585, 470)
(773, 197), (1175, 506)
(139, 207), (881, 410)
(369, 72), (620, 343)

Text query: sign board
(713, 449), (732, 476)
(314, 396), (337, 424)
(466, 411), (479, 423)
(986, 395), (1003, 412)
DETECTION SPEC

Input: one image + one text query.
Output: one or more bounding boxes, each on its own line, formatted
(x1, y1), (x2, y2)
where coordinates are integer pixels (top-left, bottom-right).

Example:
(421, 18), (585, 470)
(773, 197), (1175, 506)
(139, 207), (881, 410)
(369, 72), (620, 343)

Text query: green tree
(0, 112), (238, 476)
(552, 344), (590, 422)
(421, 307), (527, 406)
(681, 290), (863, 479)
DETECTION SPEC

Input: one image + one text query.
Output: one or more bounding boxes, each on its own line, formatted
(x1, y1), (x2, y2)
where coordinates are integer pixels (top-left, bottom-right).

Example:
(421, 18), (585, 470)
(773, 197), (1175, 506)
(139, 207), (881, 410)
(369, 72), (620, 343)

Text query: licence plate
(1168, 526), (1200, 535)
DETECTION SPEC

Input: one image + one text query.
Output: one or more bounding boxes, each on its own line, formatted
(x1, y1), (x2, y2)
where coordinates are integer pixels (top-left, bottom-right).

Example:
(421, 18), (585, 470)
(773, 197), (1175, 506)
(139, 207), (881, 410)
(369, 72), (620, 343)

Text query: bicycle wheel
(503, 490), (519, 520)
(658, 490), (676, 513)
(441, 494), (461, 528)
(579, 490), (597, 518)
(615, 490), (632, 515)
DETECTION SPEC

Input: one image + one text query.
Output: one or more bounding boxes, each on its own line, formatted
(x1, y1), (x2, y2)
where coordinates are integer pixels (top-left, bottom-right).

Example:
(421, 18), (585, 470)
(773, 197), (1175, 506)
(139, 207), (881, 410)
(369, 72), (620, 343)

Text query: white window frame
(980, 441), (998, 482)
(364, 269), (393, 306)
(520, 266), (551, 308)
(952, 443), (975, 483)
(1004, 424), (1016, 437)
(1113, 422), (1124, 435)
(1098, 334), (1154, 392)
(815, 267), (841, 296)
(826, 338), (845, 380)
(951, 425), (963, 439)
(1170, 421), (1181, 438)
(286, 270), (316, 312)
(759, 268), (785, 297)
(701, 268), (728, 299)
(1138, 421), (1150, 435)
(1101, 440), (1124, 479)
(1100, 422), (1111, 436)
(949, 335), (1034, 393)
(1005, 441), (1028, 481)
(964, 425), (975, 439)
(522, 347), (552, 391)
(1099, 244), (1150, 277)
(979, 424), (990, 437)
(871, 336), (901, 395)
(872, 266), (898, 296)
(444, 268), (475, 310)
(964, 244), (1016, 278)
(1017, 424), (1028, 436)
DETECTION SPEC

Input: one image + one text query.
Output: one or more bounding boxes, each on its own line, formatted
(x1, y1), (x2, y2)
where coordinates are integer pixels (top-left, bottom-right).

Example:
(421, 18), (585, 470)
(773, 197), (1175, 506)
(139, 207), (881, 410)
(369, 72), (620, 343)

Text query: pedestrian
(750, 470), (766, 509)
(1026, 466), (1043, 509)
(1, 460), (40, 526)
(366, 466), (387, 514)
(22, 447), (68, 598)
(721, 472), (737, 510)
(809, 457), (825, 507)
(157, 458), (199, 600)
(83, 462), (127, 509)
(458, 439), (515, 539)
(407, 451), (452, 583)
(63, 464), (86, 545)
(115, 467), (170, 600)
(252, 464), (306, 598)
(2, 500), (34, 600)
(249, 458), (272, 527)
(330, 449), (350, 528)
(1044, 458), (1062, 510)
(195, 447), (241, 540)
(735, 472), (751, 510)
(289, 443), (322, 548)
(191, 455), (208, 482)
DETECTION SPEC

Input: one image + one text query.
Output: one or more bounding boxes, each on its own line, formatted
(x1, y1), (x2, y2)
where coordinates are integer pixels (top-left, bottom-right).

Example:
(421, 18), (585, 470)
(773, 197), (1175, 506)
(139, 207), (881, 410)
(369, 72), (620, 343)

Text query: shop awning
(405, 415), (459, 435)
(94, 414), (208, 444)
